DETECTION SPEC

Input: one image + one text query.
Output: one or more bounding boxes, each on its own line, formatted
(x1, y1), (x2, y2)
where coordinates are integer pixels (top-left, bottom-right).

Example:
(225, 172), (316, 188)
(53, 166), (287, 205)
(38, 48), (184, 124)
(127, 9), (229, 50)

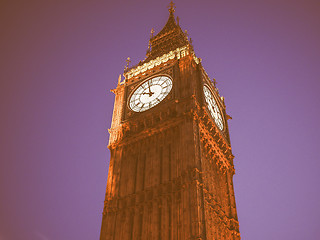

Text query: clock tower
(100, 2), (240, 240)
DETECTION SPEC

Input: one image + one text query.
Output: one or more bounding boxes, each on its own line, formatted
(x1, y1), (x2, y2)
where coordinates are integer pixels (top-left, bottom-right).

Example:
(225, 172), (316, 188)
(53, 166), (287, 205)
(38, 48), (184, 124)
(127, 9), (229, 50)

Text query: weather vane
(168, 1), (175, 14)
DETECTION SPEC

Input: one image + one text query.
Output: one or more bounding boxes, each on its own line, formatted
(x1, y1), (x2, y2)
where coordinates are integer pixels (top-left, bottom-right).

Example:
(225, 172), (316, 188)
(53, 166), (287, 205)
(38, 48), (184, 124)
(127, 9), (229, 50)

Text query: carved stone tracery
(101, 4), (240, 240)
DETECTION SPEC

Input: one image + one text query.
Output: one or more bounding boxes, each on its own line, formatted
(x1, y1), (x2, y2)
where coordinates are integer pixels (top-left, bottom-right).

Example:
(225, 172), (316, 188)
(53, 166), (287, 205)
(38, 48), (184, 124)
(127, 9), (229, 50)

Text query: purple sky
(1, 0), (320, 239)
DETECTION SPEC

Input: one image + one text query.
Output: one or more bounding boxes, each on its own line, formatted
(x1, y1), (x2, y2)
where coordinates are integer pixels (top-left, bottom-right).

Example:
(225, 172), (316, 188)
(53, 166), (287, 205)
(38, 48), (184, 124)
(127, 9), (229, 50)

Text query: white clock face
(203, 85), (224, 131)
(129, 75), (173, 112)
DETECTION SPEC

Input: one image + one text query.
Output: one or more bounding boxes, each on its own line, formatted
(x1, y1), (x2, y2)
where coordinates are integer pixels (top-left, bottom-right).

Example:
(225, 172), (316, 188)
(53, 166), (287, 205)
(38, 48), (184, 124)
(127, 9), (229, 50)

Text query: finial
(118, 74), (122, 84)
(184, 30), (189, 40)
(124, 57), (131, 71)
(168, 1), (175, 14)
(148, 28), (154, 54)
(213, 78), (217, 87)
(147, 40), (151, 54)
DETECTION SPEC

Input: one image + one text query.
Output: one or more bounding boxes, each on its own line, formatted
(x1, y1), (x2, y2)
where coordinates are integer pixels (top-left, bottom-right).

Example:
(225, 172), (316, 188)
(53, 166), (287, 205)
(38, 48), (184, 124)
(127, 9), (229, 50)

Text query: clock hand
(142, 92), (155, 97)
(147, 81), (154, 96)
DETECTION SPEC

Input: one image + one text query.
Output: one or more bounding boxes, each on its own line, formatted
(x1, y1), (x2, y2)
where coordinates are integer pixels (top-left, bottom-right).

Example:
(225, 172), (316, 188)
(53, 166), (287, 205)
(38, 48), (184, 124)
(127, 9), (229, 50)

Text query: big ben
(100, 2), (240, 240)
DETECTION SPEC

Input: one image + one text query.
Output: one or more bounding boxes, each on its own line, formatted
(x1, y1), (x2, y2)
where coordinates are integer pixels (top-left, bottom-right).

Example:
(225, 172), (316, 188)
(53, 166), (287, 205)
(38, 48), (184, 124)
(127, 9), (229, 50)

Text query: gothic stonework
(100, 3), (240, 240)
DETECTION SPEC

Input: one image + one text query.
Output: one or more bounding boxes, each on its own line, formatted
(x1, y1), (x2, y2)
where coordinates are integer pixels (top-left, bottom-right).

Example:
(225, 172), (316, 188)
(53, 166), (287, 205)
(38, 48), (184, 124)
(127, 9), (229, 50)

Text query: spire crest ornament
(124, 57), (131, 71)
(168, 1), (175, 14)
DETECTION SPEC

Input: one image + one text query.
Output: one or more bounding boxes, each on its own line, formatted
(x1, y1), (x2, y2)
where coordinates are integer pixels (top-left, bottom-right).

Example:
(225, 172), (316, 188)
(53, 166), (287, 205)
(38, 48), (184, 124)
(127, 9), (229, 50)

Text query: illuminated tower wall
(100, 4), (240, 240)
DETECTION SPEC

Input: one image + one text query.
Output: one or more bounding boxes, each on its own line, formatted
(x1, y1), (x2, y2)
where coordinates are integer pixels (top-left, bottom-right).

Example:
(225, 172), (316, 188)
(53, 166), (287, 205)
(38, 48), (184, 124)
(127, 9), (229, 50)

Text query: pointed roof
(145, 3), (189, 61)
(155, 11), (177, 37)
(124, 2), (191, 73)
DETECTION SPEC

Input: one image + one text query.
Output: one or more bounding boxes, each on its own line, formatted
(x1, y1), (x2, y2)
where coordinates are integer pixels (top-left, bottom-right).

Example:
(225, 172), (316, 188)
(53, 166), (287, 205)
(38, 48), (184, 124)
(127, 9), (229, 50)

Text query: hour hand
(142, 91), (154, 96)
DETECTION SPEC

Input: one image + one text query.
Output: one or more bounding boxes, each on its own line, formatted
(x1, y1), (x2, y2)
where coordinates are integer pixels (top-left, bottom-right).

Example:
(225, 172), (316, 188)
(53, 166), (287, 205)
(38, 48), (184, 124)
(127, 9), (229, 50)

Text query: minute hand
(147, 81), (154, 96)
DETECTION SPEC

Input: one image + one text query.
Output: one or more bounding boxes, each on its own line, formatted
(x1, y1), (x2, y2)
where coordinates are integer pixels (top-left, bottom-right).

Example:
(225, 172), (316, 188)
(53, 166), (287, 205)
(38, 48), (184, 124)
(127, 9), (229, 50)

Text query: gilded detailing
(125, 45), (200, 80)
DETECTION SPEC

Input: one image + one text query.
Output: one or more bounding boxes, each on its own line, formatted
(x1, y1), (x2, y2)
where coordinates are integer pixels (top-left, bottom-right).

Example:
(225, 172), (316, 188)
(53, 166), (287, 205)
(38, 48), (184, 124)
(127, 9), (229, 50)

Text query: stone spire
(144, 2), (188, 61)
(124, 2), (192, 73)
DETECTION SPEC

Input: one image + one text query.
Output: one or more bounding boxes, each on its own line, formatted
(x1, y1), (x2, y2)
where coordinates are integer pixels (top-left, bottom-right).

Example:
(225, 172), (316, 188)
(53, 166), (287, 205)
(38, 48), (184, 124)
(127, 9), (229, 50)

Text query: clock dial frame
(129, 75), (173, 112)
(203, 85), (224, 131)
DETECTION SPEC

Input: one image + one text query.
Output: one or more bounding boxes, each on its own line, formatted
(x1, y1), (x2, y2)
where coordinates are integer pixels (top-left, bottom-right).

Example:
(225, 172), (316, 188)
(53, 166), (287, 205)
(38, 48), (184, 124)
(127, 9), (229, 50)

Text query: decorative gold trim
(125, 46), (200, 79)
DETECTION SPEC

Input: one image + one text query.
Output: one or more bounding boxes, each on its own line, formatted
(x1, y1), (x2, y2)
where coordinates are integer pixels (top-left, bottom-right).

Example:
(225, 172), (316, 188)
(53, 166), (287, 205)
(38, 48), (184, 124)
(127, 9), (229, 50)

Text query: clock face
(129, 75), (173, 112)
(203, 85), (224, 131)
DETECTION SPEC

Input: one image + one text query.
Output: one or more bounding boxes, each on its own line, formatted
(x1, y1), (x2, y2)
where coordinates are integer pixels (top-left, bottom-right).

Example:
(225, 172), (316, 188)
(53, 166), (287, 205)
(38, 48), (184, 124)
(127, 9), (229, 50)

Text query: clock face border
(203, 84), (225, 131)
(127, 74), (173, 113)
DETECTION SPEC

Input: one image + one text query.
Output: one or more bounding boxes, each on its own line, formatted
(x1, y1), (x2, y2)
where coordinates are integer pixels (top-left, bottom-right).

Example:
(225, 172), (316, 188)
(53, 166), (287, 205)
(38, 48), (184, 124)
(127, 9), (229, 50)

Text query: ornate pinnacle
(184, 30), (189, 40)
(213, 78), (217, 87)
(118, 74), (122, 84)
(168, 1), (175, 14)
(124, 57), (131, 71)
(150, 28), (155, 38)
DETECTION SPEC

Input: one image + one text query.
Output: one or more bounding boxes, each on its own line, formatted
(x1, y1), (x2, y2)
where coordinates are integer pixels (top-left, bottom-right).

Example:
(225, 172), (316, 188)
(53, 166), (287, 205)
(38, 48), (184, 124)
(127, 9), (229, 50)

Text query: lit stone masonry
(125, 45), (200, 80)
(100, 3), (240, 240)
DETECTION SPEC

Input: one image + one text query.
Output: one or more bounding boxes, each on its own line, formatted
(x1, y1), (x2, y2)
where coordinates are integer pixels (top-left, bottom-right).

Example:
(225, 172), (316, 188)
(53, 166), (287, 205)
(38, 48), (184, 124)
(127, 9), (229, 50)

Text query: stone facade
(100, 3), (240, 240)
